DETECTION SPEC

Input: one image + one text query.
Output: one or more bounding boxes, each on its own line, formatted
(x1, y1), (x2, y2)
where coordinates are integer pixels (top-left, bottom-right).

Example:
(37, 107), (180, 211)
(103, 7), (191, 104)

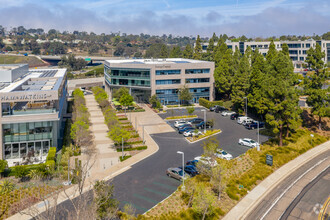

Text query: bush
(116, 146), (147, 152)
(46, 147), (56, 161)
(199, 98), (223, 109)
(119, 155), (132, 162)
(14, 166), (29, 180)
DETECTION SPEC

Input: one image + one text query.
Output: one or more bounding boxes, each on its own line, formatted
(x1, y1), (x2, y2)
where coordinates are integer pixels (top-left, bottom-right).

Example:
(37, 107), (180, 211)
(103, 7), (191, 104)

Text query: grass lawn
(0, 55), (46, 67)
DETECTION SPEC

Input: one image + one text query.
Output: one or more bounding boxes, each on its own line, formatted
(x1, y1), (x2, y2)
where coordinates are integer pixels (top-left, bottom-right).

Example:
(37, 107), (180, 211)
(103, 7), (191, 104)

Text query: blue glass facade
(156, 79), (181, 85)
(156, 87), (210, 104)
(185, 78), (210, 83)
(156, 70), (181, 75)
(185, 69), (210, 74)
(105, 66), (151, 87)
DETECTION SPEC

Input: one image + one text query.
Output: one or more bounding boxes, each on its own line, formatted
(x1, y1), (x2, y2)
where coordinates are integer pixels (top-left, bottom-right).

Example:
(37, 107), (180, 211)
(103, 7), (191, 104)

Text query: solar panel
(0, 83), (9, 90)
(39, 70), (58, 78)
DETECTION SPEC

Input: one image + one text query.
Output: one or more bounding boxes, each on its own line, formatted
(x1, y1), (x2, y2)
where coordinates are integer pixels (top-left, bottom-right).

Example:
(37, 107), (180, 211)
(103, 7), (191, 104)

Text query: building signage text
(155, 65), (171, 68)
(1, 93), (52, 102)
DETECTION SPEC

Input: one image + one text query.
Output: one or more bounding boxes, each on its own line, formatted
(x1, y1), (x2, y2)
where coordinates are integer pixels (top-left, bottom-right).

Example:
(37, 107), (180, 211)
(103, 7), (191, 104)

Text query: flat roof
(0, 64), (27, 71)
(0, 68), (66, 93)
(106, 58), (212, 65)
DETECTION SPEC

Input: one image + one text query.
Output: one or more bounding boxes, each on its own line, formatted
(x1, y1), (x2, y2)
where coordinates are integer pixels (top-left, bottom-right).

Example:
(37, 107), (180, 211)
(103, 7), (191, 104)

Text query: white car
(194, 156), (218, 167)
(183, 130), (203, 137)
(221, 111), (236, 116)
(242, 118), (255, 125)
(238, 138), (259, 148)
(214, 149), (233, 160)
(174, 120), (187, 128)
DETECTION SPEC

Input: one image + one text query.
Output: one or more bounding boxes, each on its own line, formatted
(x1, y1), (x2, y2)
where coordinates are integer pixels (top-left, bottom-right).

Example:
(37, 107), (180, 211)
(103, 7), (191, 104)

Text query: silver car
(166, 167), (188, 181)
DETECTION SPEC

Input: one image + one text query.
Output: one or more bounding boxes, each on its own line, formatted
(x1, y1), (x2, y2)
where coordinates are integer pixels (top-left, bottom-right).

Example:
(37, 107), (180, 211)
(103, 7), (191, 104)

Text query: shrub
(14, 166), (29, 180)
(199, 98), (223, 109)
(119, 155), (132, 162)
(0, 180), (15, 195)
(46, 147), (56, 162)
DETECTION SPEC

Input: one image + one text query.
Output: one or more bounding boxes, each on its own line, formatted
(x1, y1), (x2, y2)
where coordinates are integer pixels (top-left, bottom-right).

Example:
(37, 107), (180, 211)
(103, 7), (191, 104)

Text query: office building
(104, 58), (215, 105)
(0, 64), (67, 166)
(200, 39), (330, 69)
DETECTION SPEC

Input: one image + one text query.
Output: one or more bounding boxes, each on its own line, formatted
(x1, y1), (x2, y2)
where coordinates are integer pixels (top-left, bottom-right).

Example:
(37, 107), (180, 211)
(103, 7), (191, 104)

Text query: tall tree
(281, 43), (289, 56)
(169, 46), (181, 58)
(179, 85), (193, 105)
(183, 44), (193, 59)
(266, 40), (277, 63)
(193, 35), (202, 60)
(159, 44), (168, 58)
(214, 49), (235, 99)
(213, 39), (227, 66)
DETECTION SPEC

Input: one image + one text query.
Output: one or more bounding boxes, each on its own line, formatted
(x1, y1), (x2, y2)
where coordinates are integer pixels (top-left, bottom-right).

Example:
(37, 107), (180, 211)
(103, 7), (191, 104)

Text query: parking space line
(144, 187), (169, 197)
(159, 175), (181, 184)
(122, 200), (148, 212)
(152, 181), (178, 190)
(133, 193), (158, 204)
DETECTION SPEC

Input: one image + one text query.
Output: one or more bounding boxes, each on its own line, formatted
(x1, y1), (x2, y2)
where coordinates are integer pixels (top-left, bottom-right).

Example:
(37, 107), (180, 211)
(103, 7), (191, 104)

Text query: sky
(0, 0), (329, 37)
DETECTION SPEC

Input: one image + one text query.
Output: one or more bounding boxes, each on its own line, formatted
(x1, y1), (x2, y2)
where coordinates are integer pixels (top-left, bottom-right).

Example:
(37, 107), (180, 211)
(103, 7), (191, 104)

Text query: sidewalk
(223, 140), (330, 220)
(7, 102), (174, 220)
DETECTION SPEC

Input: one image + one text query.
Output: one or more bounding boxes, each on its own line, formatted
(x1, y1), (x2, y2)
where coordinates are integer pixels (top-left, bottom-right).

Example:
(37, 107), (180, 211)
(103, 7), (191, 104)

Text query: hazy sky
(0, 0), (329, 37)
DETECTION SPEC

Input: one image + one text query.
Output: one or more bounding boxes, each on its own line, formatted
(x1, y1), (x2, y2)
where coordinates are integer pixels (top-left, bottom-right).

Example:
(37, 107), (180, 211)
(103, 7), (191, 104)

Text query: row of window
(4, 140), (50, 159)
(155, 78), (210, 85)
(155, 69), (210, 75)
(156, 87), (210, 95)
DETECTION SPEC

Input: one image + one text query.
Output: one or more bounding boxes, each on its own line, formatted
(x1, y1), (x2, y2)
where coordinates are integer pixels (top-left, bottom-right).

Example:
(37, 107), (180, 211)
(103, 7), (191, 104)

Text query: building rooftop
(0, 68), (66, 93)
(106, 58), (212, 65)
(0, 64), (26, 70)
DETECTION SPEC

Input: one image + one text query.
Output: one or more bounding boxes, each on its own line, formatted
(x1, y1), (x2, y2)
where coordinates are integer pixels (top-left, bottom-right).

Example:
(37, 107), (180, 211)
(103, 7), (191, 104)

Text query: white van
(237, 116), (249, 124)
(242, 118), (254, 125)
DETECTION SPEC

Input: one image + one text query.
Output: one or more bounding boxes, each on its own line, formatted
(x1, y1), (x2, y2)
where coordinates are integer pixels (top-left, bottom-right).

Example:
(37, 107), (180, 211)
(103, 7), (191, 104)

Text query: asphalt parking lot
(110, 107), (269, 215)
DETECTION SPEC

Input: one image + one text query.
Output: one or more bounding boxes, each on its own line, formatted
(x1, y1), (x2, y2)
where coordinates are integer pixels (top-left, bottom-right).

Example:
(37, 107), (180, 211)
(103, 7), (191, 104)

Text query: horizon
(0, 0), (329, 37)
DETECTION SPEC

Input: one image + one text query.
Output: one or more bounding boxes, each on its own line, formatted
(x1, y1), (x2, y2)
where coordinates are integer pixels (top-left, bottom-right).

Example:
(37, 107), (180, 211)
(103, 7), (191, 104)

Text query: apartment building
(104, 58), (215, 105)
(201, 39), (330, 69)
(0, 64), (67, 166)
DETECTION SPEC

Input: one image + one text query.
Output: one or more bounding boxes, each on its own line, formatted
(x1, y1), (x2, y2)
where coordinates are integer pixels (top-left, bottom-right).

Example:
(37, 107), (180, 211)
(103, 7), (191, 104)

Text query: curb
(185, 130), (222, 144)
(223, 140), (330, 220)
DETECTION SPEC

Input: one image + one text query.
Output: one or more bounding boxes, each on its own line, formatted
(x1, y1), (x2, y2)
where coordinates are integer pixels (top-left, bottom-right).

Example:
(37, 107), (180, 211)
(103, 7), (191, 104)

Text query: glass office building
(0, 64), (67, 166)
(104, 59), (215, 105)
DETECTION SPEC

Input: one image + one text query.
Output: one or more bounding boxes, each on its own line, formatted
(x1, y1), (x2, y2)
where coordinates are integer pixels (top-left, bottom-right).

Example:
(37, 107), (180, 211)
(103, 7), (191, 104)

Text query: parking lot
(110, 107), (269, 215)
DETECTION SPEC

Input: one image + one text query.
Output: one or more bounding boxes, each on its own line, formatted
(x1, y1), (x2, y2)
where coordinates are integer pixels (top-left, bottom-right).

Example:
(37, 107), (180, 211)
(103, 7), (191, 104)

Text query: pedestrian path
(84, 94), (121, 180)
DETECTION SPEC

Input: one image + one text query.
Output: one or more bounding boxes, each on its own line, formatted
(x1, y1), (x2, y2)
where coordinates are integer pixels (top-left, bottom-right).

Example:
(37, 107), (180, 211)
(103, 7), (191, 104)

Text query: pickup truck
(245, 122), (265, 130)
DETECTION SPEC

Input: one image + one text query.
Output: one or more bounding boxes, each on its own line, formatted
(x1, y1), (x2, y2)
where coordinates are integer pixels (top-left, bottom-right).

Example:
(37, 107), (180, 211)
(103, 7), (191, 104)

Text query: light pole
(122, 137), (124, 160)
(177, 151), (185, 191)
(201, 109), (206, 133)
(244, 97), (248, 116)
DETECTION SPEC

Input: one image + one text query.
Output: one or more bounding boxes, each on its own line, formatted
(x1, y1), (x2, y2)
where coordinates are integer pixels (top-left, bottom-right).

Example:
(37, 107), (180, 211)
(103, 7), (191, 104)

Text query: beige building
(104, 58), (215, 105)
(0, 64), (67, 166)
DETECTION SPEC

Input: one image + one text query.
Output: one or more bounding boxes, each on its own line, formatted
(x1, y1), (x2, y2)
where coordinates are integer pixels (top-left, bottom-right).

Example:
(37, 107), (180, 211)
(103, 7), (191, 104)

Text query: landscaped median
(185, 129), (222, 143)
(165, 115), (198, 120)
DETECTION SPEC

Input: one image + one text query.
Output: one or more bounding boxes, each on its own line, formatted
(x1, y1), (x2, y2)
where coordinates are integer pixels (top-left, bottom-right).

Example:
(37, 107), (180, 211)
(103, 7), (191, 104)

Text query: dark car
(177, 123), (192, 130)
(186, 160), (198, 167)
(187, 118), (204, 125)
(231, 113), (244, 120)
(245, 122), (265, 130)
(209, 105), (220, 111)
(179, 165), (198, 177)
(195, 121), (213, 129)
(215, 106), (228, 113)
(179, 126), (195, 134)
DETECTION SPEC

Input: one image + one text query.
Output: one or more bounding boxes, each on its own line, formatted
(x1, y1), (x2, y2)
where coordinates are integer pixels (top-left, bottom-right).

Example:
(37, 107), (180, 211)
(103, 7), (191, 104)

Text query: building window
(290, 56), (298, 61)
(185, 69), (210, 74)
(185, 78), (210, 83)
(288, 43), (301, 48)
(303, 50), (307, 54)
(156, 79), (181, 85)
(156, 70), (181, 75)
(300, 57), (304, 61)
(306, 43), (310, 48)
(289, 50), (298, 55)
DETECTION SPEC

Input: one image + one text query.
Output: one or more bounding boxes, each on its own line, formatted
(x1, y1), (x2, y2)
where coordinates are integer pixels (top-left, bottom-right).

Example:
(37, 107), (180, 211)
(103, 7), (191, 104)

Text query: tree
(93, 180), (119, 219)
(193, 35), (202, 60)
(120, 93), (134, 115)
(14, 166), (29, 182)
(210, 165), (225, 200)
(113, 87), (129, 100)
(183, 44), (193, 59)
(305, 43), (325, 71)
(192, 183), (217, 220)
(108, 125), (130, 145)
(149, 94), (160, 108)
(266, 40), (277, 63)
(169, 46), (181, 58)
(214, 39), (227, 66)
(281, 43), (289, 56)
(186, 106), (195, 115)
(179, 85), (192, 105)
(160, 44), (168, 58)
(0, 160), (8, 178)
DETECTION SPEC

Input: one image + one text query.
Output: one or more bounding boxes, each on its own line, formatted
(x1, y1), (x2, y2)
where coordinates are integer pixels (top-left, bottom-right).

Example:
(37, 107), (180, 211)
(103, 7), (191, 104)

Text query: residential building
(104, 58), (215, 105)
(200, 39), (330, 69)
(0, 64), (67, 166)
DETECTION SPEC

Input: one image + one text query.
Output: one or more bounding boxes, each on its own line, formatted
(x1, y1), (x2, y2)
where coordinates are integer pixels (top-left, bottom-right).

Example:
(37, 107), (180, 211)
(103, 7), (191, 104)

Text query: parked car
(194, 156), (218, 167)
(179, 165), (198, 177)
(245, 121), (265, 130)
(195, 121), (213, 129)
(238, 138), (260, 148)
(186, 160), (198, 167)
(187, 118), (204, 125)
(221, 111), (236, 116)
(166, 168), (188, 181)
(174, 120), (187, 128)
(237, 116), (249, 124)
(179, 126), (195, 134)
(210, 105), (220, 111)
(178, 124), (192, 130)
(214, 149), (233, 160)
(215, 106), (228, 113)
(242, 118), (254, 125)
(183, 130), (203, 137)
(231, 113), (244, 120)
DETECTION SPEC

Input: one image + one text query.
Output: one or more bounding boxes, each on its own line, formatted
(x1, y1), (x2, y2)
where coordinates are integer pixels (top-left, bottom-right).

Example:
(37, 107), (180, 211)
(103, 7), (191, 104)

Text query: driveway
(112, 107), (269, 214)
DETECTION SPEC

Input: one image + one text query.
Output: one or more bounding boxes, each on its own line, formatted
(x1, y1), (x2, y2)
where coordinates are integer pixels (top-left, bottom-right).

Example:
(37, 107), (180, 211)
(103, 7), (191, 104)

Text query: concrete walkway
(223, 140), (330, 220)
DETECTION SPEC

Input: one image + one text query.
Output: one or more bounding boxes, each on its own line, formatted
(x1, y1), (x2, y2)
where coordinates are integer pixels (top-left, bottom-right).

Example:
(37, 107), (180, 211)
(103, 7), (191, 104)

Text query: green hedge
(119, 155), (132, 162)
(5, 164), (43, 177)
(199, 98), (223, 109)
(116, 146), (147, 152)
(118, 117), (128, 121)
(46, 147), (56, 161)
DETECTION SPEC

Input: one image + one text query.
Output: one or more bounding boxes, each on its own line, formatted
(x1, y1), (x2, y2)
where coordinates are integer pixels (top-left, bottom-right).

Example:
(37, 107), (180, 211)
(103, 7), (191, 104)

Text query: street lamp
(201, 109), (206, 133)
(257, 121), (260, 151)
(243, 97), (248, 116)
(177, 151), (185, 191)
